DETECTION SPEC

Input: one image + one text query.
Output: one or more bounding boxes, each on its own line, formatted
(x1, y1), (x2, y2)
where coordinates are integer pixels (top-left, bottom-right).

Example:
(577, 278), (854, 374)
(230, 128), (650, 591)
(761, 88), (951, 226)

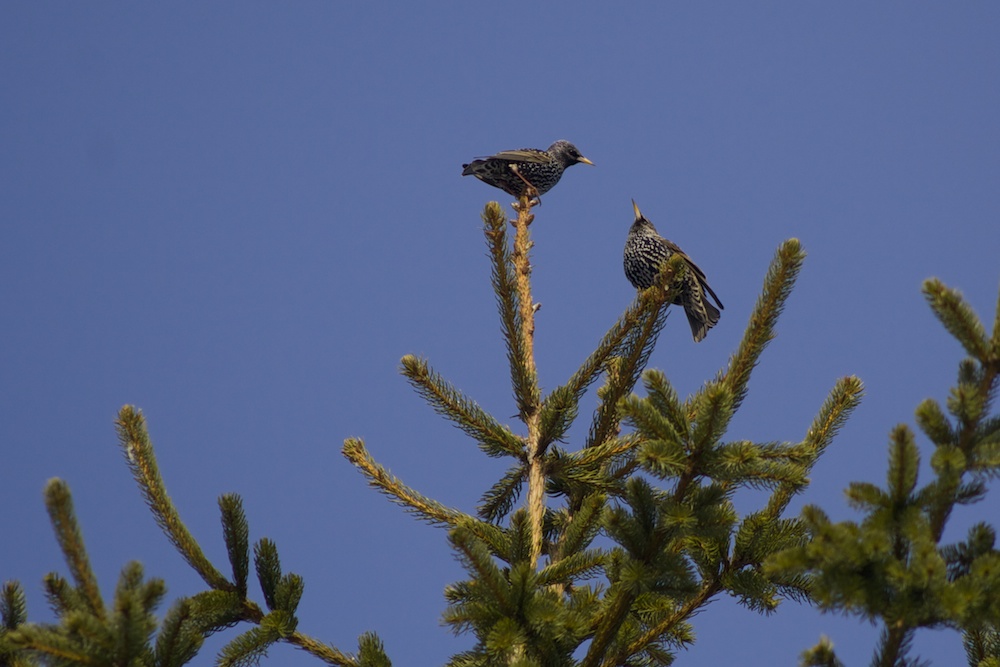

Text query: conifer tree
(0, 419), (383, 667)
(342, 195), (862, 666)
(767, 280), (1000, 667)
(3, 191), (997, 667)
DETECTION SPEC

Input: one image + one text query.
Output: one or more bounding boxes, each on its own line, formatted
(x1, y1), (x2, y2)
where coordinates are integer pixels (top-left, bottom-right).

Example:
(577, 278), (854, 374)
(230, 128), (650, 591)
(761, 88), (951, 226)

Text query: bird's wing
(487, 149), (550, 163)
(661, 238), (724, 310)
(660, 238), (706, 278)
(698, 275), (724, 310)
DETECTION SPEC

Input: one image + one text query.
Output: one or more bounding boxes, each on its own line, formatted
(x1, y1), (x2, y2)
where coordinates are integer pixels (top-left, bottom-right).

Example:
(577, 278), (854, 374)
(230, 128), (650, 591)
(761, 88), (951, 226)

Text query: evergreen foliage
(2, 189), (997, 667)
(344, 197), (862, 666)
(767, 280), (1000, 666)
(0, 411), (384, 667)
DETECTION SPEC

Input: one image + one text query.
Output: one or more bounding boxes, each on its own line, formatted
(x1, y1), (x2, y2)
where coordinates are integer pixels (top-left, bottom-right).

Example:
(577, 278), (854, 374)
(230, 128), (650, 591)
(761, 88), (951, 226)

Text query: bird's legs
(509, 164), (541, 209)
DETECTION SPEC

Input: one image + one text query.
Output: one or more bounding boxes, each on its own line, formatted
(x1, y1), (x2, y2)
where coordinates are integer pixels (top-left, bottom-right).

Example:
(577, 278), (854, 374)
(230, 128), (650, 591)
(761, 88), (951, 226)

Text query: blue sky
(2, 4), (999, 665)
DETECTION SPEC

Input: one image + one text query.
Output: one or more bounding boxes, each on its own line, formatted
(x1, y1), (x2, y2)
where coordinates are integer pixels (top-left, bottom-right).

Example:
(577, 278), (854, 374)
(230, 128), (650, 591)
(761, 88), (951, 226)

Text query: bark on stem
(512, 195), (544, 568)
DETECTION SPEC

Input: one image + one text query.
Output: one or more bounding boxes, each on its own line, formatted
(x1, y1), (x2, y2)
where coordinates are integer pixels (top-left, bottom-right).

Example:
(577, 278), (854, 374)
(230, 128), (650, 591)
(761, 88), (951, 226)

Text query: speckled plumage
(624, 201), (724, 342)
(462, 140), (593, 199)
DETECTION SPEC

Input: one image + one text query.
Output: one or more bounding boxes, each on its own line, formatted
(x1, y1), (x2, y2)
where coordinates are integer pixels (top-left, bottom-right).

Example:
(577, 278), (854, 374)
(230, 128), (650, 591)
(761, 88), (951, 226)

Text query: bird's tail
(685, 294), (721, 343)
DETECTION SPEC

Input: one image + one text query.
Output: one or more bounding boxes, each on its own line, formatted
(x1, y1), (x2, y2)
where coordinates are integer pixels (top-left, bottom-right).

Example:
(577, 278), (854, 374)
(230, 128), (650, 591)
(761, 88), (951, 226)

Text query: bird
(462, 140), (593, 201)
(624, 200), (724, 342)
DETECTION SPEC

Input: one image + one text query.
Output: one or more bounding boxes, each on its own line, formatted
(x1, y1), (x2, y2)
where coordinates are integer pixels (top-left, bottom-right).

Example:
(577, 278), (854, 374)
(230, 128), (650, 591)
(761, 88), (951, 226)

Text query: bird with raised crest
(624, 200), (724, 342)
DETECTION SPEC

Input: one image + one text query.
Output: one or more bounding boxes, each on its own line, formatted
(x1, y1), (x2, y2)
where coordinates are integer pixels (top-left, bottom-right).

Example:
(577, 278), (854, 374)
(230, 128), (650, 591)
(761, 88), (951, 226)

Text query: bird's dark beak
(577, 156), (594, 166)
(632, 199), (642, 221)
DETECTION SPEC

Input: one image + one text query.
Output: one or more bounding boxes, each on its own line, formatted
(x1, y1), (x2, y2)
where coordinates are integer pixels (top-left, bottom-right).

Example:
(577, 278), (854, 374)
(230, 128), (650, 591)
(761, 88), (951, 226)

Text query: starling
(462, 140), (593, 200)
(624, 200), (724, 342)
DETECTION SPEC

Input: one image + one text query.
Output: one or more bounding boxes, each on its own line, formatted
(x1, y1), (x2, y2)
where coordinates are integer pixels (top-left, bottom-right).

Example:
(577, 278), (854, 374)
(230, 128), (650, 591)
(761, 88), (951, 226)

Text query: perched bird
(462, 140), (593, 201)
(624, 200), (724, 342)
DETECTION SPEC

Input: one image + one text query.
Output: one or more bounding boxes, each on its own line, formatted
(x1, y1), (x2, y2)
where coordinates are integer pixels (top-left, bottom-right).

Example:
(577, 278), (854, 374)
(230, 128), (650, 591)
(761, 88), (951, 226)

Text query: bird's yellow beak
(632, 200), (642, 220)
(577, 156), (595, 166)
